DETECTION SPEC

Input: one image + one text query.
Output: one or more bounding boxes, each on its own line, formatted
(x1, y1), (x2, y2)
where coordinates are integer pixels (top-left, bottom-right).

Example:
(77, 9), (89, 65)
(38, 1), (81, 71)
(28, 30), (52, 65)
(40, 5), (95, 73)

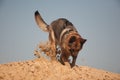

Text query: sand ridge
(0, 57), (120, 80)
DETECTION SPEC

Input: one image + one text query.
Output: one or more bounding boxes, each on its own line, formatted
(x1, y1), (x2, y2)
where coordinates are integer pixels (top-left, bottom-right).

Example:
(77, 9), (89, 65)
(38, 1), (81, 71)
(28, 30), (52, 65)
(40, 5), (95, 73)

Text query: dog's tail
(35, 11), (49, 32)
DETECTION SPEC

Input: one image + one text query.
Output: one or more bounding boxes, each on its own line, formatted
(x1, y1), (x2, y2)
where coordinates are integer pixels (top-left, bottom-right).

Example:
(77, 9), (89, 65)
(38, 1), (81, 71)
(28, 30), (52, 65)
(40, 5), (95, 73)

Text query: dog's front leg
(59, 53), (66, 65)
(71, 55), (77, 67)
(60, 51), (70, 65)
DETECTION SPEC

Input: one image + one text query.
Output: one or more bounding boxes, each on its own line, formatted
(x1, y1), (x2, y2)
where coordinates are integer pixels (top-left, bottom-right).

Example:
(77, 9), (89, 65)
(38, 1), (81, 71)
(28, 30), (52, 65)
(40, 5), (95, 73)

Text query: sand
(0, 57), (120, 80)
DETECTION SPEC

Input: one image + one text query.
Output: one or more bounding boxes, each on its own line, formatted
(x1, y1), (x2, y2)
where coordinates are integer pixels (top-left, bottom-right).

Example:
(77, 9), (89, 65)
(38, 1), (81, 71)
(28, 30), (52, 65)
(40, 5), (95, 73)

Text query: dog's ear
(80, 38), (87, 47)
(35, 11), (48, 32)
(82, 39), (87, 44)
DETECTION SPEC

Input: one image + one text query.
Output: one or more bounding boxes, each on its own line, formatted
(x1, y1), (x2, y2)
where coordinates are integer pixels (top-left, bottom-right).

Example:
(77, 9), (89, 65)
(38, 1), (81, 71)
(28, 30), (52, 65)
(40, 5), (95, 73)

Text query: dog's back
(50, 18), (77, 44)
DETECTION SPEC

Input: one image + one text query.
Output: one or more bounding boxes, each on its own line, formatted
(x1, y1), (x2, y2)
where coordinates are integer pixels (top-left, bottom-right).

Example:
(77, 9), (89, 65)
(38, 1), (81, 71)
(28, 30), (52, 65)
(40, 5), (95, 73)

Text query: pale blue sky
(0, 0), (120, 73)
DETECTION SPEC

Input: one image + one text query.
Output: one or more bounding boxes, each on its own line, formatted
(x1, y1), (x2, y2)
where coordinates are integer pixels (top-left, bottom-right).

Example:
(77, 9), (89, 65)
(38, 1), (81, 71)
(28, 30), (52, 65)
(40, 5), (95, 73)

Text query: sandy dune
(0, 57), (120, 80)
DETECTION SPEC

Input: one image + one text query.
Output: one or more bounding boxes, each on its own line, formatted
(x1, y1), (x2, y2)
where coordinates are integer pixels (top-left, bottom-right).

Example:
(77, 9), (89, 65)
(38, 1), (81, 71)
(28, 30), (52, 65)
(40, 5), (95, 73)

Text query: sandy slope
(0, 57), (120, 80)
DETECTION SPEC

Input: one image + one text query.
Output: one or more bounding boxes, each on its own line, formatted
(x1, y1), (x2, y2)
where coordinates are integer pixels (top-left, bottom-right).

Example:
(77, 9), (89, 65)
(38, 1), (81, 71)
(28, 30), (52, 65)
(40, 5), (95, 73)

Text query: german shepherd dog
(34, 11), (86, 67)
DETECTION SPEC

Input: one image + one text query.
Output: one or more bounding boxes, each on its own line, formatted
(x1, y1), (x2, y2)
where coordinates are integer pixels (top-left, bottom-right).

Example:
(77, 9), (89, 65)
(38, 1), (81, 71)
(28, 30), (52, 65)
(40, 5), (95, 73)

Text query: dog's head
(69, 35), (86, 56)
(61, 31), (86, 56)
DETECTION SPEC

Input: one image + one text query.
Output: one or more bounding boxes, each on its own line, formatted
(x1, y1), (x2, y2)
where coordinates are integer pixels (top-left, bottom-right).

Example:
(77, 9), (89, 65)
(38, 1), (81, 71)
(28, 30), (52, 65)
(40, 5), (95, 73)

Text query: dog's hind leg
(49, 29), (57, 60)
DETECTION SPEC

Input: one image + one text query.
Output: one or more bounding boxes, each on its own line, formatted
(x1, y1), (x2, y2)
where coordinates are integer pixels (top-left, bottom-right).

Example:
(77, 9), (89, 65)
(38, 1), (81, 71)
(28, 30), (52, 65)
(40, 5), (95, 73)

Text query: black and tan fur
(34, 11), (86, 67)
